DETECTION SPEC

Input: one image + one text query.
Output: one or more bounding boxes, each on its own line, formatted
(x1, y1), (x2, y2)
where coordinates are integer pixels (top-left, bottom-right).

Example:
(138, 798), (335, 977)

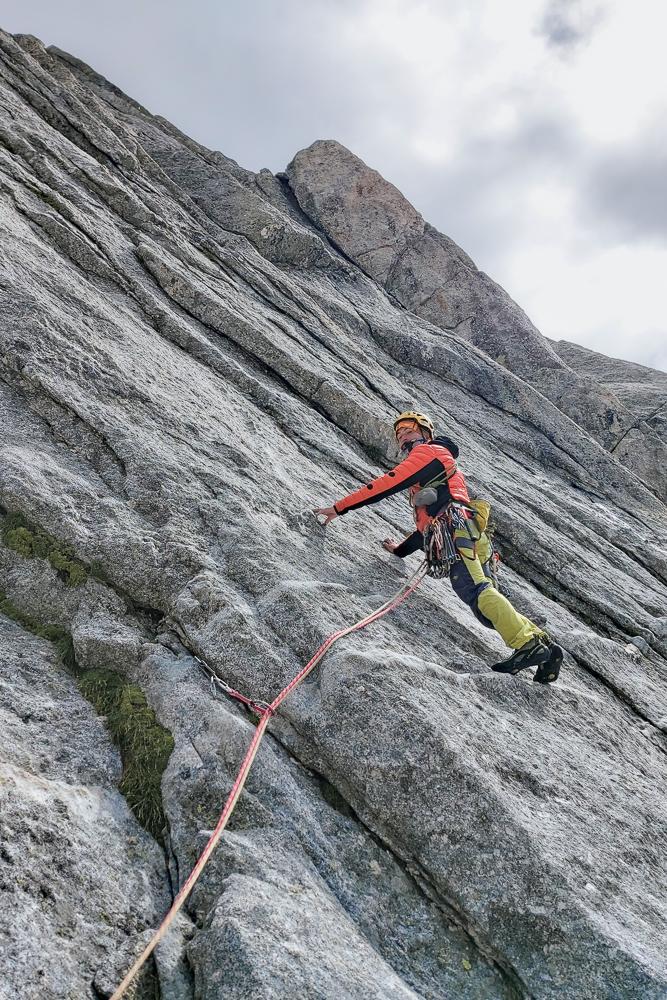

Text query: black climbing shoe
(491, 637), (551, 675)
(533, 641), (563, 684)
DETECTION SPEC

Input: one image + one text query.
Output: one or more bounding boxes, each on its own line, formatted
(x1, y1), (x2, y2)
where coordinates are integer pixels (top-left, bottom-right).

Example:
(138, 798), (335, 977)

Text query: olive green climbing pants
(450, 528), (546, 649)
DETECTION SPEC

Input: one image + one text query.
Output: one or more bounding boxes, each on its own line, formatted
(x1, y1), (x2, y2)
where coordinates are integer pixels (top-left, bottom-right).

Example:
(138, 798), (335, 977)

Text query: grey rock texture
(551, 338), (667, 444)
(0, 28), (666, 1000)
(0, 615), (168, 1000)
(285, 140), (667, 499)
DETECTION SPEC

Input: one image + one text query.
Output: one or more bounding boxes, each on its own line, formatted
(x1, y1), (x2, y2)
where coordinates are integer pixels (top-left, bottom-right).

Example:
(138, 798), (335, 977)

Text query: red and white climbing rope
(110, 561), (428, 999)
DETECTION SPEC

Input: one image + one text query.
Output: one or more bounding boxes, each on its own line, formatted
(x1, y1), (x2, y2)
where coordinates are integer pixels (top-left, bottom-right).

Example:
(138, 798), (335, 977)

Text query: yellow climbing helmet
(393, 410), (435, 440)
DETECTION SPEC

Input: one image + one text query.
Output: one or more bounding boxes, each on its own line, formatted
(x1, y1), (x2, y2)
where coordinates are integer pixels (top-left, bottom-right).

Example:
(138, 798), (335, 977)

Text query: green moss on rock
(89, 559), (112, 585)
(0, 590), (172, 842)
(78, 669), (174, 842)
(2, 512), (89, 587)
(0, 589), (73, 653)
(4, 525), (34, 558)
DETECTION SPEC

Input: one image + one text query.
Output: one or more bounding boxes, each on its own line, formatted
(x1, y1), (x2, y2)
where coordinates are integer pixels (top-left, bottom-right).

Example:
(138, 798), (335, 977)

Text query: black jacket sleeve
(393, 530), (424, 558)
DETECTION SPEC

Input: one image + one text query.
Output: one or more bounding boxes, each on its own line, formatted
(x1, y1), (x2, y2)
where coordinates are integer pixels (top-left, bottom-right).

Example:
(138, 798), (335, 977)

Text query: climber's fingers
(313, 506), (338, 527)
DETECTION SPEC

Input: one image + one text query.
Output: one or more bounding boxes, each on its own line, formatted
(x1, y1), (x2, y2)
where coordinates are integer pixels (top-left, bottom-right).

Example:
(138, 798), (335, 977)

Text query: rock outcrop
(285, 140), (667, 499)
(552, 336), (667, 438)
(1, 29), (666, 1000)
(0, 615), (170, 999)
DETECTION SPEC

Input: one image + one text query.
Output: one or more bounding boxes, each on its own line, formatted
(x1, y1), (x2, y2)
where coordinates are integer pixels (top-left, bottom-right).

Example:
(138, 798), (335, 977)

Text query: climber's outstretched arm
(332, 446), (445, 516)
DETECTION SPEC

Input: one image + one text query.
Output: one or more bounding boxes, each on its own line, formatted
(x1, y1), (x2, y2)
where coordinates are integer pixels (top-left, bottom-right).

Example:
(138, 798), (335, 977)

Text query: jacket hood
(432, 435), (459, 459)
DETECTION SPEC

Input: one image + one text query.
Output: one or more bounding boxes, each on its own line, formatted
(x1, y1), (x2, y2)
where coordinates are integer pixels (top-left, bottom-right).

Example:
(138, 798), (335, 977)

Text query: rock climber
(314, 411), (562, 683)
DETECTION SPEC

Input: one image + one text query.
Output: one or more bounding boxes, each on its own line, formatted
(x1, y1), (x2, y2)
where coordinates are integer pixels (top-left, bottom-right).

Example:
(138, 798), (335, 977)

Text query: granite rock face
(551, 338), (667, 445)
(1, 29), (667, 1000)
(0, 615), (169, 1000)
(285, 140), (667, 499)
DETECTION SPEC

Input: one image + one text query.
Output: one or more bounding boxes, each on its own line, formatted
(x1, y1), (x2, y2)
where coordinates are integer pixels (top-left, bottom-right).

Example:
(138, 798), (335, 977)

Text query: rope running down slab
(110, 562), (428, 999)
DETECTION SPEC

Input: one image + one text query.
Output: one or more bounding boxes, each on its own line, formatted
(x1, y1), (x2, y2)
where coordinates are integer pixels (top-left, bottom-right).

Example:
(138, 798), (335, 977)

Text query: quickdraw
(423, 500), (501, 585)
(160, 618), (273, 717)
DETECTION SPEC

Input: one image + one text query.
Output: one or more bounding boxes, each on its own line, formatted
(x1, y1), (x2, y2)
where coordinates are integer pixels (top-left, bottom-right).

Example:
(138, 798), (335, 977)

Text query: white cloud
(537, 0), (607, 54)
(344, 0), (667, 371)
(501, 242), (667, 371)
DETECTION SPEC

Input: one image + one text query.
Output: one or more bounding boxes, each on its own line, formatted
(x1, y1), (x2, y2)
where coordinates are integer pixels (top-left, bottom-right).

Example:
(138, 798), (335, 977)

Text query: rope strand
(110, 562), (427, 999)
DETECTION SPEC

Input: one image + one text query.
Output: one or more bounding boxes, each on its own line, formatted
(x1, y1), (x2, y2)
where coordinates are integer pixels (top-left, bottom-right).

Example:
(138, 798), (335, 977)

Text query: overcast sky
(3, 0), (666, 371)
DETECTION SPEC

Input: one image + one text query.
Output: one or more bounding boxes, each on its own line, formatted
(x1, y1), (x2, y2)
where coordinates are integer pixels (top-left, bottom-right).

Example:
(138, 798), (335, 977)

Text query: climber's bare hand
(382, 537), (399, 553)
(314, 506), (338, 527)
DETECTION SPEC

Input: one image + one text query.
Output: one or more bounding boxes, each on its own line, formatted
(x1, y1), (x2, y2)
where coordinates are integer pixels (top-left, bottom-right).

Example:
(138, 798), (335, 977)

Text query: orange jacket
(334, 438), (469, 533)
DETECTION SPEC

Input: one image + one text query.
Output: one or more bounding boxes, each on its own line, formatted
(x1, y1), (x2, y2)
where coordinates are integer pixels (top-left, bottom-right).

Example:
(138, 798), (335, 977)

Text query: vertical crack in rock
(290, 759), (532, 999)
(0, 606), (174, 998)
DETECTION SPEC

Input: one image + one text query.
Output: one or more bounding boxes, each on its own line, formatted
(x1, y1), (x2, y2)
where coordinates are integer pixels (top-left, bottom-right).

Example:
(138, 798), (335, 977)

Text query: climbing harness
(110, 561), (428, 1000)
